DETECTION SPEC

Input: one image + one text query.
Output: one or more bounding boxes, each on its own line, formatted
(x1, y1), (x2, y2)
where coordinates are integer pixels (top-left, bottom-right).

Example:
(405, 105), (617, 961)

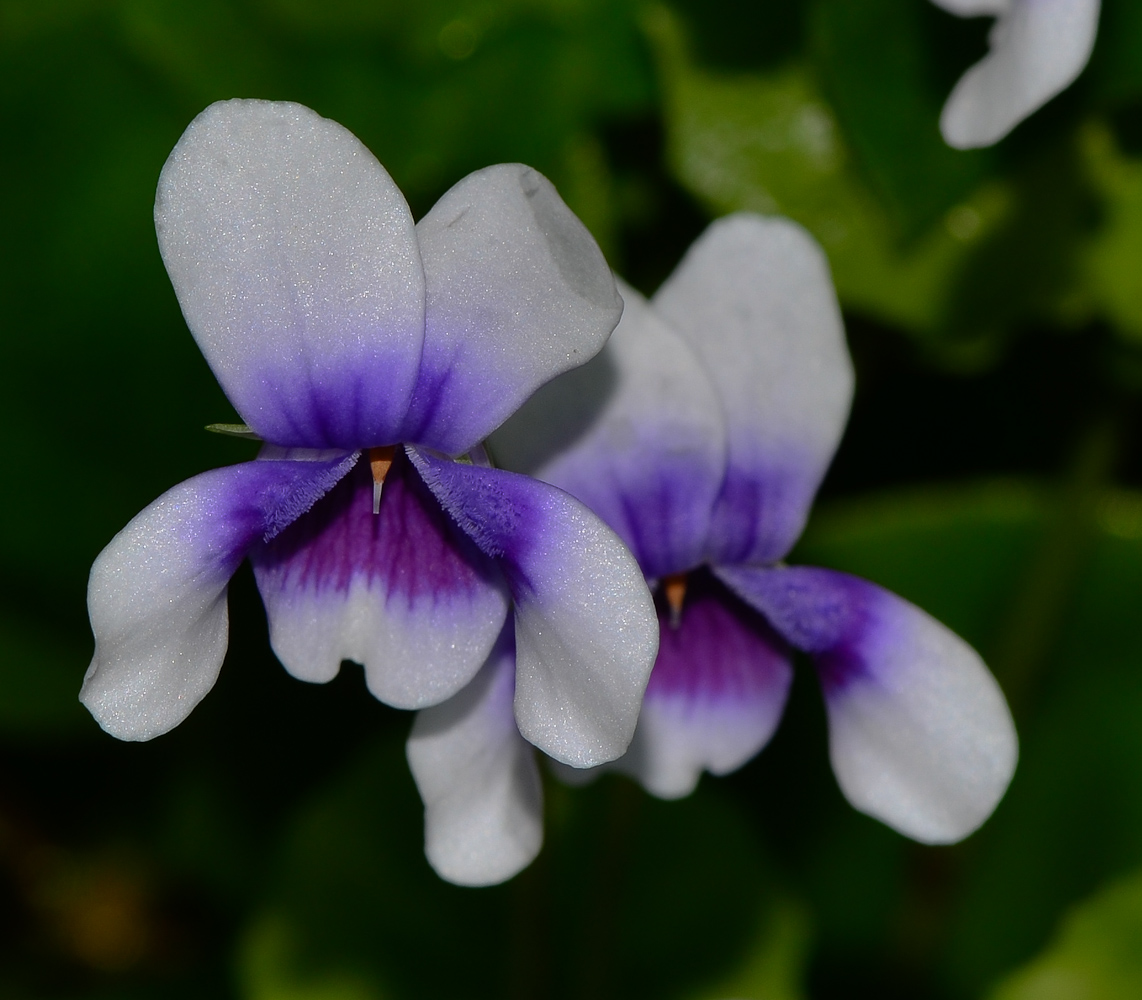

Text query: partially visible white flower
(934, 0), (1101, 149)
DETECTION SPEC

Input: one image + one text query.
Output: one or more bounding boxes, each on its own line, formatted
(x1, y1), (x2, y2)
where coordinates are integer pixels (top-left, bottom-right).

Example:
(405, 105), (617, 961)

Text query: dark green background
(3, 1), (1142, 997)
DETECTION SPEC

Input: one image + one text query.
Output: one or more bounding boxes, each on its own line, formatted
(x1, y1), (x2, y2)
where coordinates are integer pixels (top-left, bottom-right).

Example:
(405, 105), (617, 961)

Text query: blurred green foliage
(5, 0), (1142, 998)
(988, 867), (1142, 1000)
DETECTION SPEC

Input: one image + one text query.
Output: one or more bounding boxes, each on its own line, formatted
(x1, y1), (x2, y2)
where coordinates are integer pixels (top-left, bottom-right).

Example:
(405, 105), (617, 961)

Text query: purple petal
(615, 574), (793, 799)
(82, 456), (356, 740)
(156, 100), (427, 448)
(937, 0), (1100, 149)
(490, 280), (727, 578)
(250, 451), (510, 709)
(403, 163), (623, 454)
(407, 627), (542, 886)
(719, 564), (1018, 843)
(652, 215), (853, 566)
(407, 447), (660, 767)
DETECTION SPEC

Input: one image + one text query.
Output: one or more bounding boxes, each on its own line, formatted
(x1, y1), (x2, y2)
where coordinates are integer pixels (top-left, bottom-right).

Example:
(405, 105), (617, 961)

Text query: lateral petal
(407, 628), (542, 887)
(652, 215), (853, 566)
(406, 163), (623, 455)
(155, 99), (426, 448)
(718, 564), (1018, 843)
(408, 448), (660, 767)
(82, 456), (356, 741)
(939, 0), (1100, 149)
(490, 279), (727, 578)
(616, 576), (792, 799)
(930, 0), (1009, 14)
(250, 452), (510, 710)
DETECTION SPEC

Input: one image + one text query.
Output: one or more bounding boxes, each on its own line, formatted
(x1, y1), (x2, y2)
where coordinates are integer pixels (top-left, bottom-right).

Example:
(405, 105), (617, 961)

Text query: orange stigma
(368, 445), (397, 514)
(662, 572), (688, 629)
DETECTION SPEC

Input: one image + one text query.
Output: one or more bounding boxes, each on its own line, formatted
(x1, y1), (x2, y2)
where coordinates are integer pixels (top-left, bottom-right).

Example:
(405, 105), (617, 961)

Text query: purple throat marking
(251, 449), (501, 606)
(647, 570), (791, 709)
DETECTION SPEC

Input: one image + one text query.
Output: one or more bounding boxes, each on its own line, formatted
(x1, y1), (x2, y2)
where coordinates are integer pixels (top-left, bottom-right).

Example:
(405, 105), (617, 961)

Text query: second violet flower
(409, 214), (1018, 885)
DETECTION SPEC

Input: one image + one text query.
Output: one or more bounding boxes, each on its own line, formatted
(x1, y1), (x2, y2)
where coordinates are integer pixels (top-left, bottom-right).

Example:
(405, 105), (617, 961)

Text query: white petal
(931, 0), (1010, 15)
(82, 458), (355, 740)
(940, 0), (1101, 149)
(250, 453), (510, 710)
(407, 450), (661, 768)
(408, 163), (623, 455)
(651, 214), (853, 566)
(615, 585), (793, 799)
(825, 589), (1018, 843)
(490, 278), (728, 578)
(407, 633), (542, 887)
(155, 99), (426, 448)
(720, 564), (1018, 842)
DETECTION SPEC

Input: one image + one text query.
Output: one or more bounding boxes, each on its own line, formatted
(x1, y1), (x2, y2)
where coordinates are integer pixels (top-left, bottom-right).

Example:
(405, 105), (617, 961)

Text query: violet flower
(933, 0), (1100, 149)
(80, 100), (659, 781)
(411, 215), (1017, 885)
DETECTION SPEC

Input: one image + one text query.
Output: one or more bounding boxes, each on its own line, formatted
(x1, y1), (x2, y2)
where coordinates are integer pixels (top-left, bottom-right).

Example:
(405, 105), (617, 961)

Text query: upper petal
(404, 164), (623, 455)
(407, 448), (660, 767)
(652, 215), (853, 566)
(81, 456), (356, 741)
(250, 451), (510, 709)
(156, 99), (427, 448)
(930, 0), (1010, 14)
(719, 565), (1018, 843)
(616, 575), (793, 799)
(490, 279), (727, 578)
(406, 627), (542, 887)
(939, 0), (1100, 149)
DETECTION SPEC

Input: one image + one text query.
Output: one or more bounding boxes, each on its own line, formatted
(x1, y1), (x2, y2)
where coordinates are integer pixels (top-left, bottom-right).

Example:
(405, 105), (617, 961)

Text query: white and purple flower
(410, 214), (1018, 885)
(933, 0), (1101, 149)
(80, 101), (659, 789)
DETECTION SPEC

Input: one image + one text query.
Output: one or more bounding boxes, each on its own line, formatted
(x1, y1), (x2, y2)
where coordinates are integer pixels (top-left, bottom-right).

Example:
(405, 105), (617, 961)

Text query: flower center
(662, 572), (688, 629)
(368, 445), (398, 514)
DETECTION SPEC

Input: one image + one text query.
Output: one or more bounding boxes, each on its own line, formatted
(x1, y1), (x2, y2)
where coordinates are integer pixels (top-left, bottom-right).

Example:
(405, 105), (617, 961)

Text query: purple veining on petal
(234, 347), (430, 451)
(251, 449), (501, 605)
(398, 350), (467, 452)
(647, 572), (792, 708)
(716, 564), (881, 694)
(705, 456), (822, 567)
(489, 284), (727, 579)
(607, 572), (793, 797)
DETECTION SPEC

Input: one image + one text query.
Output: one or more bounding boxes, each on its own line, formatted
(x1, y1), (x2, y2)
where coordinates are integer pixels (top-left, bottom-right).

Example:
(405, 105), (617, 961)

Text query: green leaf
(794, 480), (1046, 649)
(940, 488), (1142, 994)
(240, 916), (383, 1000)
(1074, 122), (1142, 343)
(244, 735), (803, 1000)
(809, 0), (987, 237)
(647, 5), (1010, 339)
(988, 868), (1142, 1000)
(684, 896), (811, 1000)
